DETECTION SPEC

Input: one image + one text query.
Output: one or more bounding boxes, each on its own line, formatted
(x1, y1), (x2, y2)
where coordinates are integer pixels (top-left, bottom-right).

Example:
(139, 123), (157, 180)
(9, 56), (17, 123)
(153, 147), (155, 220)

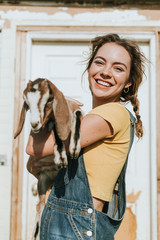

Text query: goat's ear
(14, 102), (29, 139)
(48, 81), (71, 141)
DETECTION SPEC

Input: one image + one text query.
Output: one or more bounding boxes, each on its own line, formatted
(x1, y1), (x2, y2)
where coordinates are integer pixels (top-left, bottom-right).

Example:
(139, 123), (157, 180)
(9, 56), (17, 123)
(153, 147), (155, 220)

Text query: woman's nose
(100, 67), (112, 78)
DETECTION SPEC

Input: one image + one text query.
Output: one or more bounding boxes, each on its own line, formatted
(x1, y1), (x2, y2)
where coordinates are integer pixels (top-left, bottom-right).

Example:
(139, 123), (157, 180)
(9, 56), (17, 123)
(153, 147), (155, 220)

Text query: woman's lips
(95, 79), (113, 89)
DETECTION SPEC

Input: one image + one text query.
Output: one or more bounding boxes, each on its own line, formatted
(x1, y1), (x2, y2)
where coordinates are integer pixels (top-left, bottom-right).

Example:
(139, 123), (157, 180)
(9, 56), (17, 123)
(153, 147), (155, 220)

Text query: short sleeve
(87, 103), (130, 136)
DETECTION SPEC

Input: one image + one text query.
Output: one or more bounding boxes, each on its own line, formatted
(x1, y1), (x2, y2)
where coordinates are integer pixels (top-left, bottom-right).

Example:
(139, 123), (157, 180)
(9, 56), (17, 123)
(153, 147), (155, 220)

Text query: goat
(14, 78), (83, 240)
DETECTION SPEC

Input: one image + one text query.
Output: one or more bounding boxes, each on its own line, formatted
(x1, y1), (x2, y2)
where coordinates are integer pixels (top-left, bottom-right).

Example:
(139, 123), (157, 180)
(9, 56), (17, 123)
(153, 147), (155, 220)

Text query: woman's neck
(92, 97), (120, 108)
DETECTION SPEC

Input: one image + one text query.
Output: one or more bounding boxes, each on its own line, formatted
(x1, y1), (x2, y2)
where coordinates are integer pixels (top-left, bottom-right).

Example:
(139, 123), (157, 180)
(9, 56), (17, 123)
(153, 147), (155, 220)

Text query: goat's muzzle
(31, 121), (39, 129)
(31, 121), (43, 133)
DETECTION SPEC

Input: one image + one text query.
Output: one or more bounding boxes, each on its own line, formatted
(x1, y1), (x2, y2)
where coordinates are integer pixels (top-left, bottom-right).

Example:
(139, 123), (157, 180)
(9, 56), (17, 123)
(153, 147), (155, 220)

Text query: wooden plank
(156, 31), (160, 240)
(157, 32), (160, 181)
(10, 29), (27, 240)
(2, 0), (160, 8)
(16, 24), (160, 33)
(158, 180), (160, 240)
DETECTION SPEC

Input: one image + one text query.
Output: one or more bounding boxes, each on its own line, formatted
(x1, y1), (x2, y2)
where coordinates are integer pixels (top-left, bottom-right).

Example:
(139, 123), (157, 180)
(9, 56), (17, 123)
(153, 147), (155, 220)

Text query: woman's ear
(124, 81), (132, 89)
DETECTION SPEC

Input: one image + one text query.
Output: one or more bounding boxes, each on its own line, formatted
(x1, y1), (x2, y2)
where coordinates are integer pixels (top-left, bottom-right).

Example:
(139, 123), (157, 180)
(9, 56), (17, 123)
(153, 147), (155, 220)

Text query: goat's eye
(24, 102), (29, 110)
(48, 97), (53, 102)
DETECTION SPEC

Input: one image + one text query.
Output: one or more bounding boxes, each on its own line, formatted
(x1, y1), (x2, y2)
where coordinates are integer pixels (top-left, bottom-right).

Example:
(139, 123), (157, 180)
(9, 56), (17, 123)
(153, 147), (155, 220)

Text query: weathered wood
(158, 180), (160, 240)
(10, 30), (27, 240)
(156, 32), (160, 240)
(1, 0), (160, 9)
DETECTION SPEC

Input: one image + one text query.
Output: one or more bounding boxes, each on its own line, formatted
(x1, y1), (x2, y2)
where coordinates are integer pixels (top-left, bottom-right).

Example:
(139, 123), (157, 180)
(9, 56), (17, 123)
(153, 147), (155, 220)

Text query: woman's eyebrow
(94, 56), (106, 61)
(94, 57), (128, 69)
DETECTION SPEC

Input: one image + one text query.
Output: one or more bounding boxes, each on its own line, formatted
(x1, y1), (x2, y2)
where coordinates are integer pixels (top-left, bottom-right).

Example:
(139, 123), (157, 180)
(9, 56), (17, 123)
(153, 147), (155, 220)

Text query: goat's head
(14, 78), (72, 140)
(23, 78), (52, 133)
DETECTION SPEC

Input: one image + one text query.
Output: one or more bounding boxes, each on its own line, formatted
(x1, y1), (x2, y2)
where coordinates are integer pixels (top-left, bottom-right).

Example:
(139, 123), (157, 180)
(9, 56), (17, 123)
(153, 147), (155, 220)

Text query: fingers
(26, 156), (57, 179)
(26, 156), (38, 176)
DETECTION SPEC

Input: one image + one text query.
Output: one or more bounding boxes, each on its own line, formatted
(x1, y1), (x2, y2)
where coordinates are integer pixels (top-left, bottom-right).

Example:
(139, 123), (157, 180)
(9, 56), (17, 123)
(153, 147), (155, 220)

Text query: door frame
(12, 26), (158, 240)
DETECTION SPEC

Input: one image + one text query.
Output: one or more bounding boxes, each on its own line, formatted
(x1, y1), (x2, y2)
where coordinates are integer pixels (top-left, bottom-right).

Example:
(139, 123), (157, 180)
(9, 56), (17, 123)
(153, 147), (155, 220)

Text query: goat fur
(14, 78), (82, 240)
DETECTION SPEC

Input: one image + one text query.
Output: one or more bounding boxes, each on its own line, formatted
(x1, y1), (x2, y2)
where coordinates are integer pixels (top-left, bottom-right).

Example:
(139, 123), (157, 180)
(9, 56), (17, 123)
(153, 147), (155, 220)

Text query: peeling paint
(3, 19), (11, 28)
(115, 206), (137, 240)
(127, 191), (141, 203)
(58, 7), (68, 11)
(0, 20), (4, 28)
(0, 8), (146, 23)
(74, 10), (146, 22)
(0, 9), (71, 20)
(115, 191), (141, 240)
(139, 9), (160, 21)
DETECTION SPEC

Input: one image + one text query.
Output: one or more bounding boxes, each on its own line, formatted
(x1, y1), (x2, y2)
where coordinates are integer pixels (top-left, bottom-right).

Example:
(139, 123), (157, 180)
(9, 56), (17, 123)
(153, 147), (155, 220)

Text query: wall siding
(0, 27), (15, 239)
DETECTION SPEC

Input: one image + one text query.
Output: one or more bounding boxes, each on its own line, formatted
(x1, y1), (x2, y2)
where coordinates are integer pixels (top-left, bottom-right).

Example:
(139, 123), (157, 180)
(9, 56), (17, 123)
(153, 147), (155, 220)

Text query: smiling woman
(26, 33), (147, 240)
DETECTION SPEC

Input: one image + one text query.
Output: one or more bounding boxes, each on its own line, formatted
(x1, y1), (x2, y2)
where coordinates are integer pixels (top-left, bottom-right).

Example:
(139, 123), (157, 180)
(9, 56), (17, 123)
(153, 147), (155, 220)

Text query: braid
(129, 94), (143, 138)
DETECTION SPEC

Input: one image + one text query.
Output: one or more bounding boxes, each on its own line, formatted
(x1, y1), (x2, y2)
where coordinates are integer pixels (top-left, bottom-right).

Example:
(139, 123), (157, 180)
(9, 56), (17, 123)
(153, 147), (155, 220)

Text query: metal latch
(0, 155), (7, 166)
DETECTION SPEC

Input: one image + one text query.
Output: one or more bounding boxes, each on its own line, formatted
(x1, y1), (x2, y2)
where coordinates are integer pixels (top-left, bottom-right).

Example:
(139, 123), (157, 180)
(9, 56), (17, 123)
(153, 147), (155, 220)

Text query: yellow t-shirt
(84, 102), (131, 202)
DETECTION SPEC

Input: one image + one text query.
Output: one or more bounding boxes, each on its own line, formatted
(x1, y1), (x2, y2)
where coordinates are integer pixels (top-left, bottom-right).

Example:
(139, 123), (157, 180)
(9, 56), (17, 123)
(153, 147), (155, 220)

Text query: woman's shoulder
(87, 102), (130, 134)
(88, 102), (129, 117)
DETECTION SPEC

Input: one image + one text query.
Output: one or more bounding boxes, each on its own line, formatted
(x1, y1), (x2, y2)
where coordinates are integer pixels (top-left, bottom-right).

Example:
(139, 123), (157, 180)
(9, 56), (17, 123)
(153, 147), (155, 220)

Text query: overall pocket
(42, 207), (90, 240)
(68, 213), (95, 240)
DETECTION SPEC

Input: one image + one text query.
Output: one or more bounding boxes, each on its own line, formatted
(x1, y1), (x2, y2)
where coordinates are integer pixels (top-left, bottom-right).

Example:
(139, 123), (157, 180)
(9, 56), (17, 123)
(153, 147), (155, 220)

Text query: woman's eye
(115, 67), (123, 72)
(24, 102), (29, 110)
(95, 61), (103, 65)
(48, 97), (53, 102)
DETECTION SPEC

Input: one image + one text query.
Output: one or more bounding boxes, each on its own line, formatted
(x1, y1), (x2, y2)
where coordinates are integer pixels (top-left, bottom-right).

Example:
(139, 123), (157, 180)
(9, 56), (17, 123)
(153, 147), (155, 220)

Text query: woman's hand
(27, 156), (41, 179)
(26, 155), (57, 179)
(26, 126), (55, 157)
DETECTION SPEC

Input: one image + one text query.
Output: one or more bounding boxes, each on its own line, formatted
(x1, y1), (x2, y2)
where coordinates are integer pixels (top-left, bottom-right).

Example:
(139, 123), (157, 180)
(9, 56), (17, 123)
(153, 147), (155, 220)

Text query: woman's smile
(95, 79), (113, 88)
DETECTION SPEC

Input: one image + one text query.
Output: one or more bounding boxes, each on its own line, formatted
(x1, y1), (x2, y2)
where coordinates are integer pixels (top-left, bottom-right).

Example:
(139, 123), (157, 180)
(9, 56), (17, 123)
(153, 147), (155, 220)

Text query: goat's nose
(31, 122), (39, 128)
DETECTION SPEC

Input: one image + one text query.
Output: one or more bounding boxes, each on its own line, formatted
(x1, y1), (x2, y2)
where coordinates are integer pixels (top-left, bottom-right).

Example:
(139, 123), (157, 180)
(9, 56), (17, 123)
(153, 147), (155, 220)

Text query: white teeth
(97, 80), (111, 87)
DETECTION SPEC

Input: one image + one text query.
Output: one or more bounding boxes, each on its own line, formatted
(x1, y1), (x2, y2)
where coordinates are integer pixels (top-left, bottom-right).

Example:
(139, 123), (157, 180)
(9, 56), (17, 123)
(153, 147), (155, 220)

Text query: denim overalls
(40, 110), (135, 240)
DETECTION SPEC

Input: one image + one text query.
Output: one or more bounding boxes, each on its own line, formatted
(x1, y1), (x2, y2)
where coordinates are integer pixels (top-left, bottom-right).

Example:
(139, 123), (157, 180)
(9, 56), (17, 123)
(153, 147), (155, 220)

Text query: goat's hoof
(60, 161), (68, 168)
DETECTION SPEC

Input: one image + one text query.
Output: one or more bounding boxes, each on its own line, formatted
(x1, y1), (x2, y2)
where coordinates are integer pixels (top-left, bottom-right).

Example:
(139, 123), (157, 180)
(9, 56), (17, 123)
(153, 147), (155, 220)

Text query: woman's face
(88, 42), (132, 105)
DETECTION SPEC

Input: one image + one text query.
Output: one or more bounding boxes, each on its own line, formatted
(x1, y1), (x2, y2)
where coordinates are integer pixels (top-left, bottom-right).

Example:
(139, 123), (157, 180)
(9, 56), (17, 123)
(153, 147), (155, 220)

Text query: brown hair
(85, 33), (147, 138)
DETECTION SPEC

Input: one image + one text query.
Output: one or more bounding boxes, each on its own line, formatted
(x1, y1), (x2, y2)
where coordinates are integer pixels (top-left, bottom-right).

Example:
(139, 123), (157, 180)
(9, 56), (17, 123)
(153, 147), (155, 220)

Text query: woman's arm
(26, 114), (113, 157)
(26, 127), (55, 157)
(26, 114), (113, 180)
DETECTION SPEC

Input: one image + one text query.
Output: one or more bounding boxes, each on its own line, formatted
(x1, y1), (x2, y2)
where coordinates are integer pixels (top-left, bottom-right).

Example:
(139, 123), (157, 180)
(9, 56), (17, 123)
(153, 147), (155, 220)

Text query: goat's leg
(54, 143), (67, 167)
(69, 110), (82, 159)
(32, 194), (45, 240)
(33, 173), (54, 240)
(38, 172), (54, 195)
(54, 127), (68, 167)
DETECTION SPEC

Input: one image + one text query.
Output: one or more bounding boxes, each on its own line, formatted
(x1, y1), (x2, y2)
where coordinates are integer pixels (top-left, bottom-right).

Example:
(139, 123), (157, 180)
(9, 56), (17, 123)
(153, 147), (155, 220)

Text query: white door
(22, 34), (156, 240)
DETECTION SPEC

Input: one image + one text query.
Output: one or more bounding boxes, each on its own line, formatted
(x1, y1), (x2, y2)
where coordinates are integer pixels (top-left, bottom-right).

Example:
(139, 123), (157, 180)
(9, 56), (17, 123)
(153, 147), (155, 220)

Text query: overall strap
(122, 109), (136, 173)
(115, 109), (136, 186)
(107, 109), (136, 221)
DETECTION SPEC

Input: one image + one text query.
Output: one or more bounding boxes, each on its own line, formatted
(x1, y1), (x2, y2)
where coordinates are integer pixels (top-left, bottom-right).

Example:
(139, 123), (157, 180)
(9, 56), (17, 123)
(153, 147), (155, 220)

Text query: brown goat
(14, 78), (83, 240)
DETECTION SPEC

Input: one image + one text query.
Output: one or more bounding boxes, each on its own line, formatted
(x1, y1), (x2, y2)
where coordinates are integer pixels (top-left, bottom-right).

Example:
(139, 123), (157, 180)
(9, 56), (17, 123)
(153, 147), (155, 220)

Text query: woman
(26, 33), (146, 239)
